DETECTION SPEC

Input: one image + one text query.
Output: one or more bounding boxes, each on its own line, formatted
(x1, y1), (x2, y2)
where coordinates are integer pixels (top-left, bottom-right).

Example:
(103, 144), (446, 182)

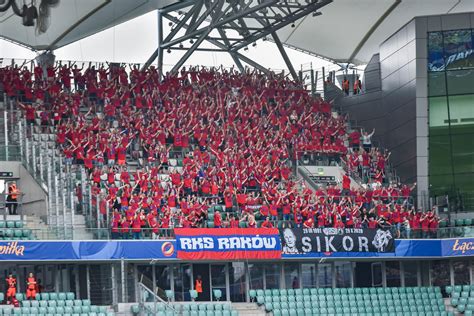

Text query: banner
(0, 240), (176, 261)
(281, 227), (395, 257)
(174, 228), (281, 260)
(441, 238), (474, 257)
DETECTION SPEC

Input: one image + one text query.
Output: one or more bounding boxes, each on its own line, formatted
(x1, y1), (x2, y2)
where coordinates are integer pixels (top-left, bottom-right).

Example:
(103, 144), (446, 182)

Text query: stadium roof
(0, 0), (473, 64)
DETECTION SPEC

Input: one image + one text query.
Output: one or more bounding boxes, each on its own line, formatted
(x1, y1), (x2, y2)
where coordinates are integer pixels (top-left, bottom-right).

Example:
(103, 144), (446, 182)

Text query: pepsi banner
(174, 228), (281, 260)
(0, 240), (176, 261)
(281, 227), (395, 256)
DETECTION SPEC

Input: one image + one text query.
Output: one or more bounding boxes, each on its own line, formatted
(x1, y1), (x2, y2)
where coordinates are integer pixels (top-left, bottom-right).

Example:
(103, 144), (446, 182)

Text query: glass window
(453, 260), (470, 285)
(173, 264), (192, 301)
(334, 262), (352, 288)
(446, 69), (474, 95)
(403, 261), (419, 286)
(155, 265), (171, 291)
(318, 263), (333, 288)
(211, 265), (227, 301)
(248, 264), (264, 290)
(372, 263), (383, 287)
(229, 262), (246, 302)
(386, 261), (401, 287)
(284, 263), (299, 289)
(301, 264), (317, 288)
(428, 72), (447, 96)
(428, 31), (445, 72)
(265, 265), (281, 289)
(429, 96), (450, 129)
(430, 261), (450, 287)
(443, 30), (473, 70)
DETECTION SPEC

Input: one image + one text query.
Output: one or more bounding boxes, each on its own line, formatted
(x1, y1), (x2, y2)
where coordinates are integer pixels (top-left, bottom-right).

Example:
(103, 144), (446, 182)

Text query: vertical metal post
(111, 264), (117, 305)
(18, 121), (23, 160)
(70, 191), (75, 239)
(75, 265), (80, 298)
(46, 155), (52, 225)
(310, 69), (315, 96)
(62, 179), (67, 238)
(88, 185), (93, 224)
(121, 260), (126, 303)
(106, 200), (110, 237)
(322, 67), (326, 93)
(157, 10), (164, 79)
(86, 265), (91, 300)
(32, 140), (37, 175)
(39, 141), (44, 181)
(54, 174), (59, 232)
(4, 111), (8, 160)
(25, 134), (30, 166)
(97, 195), (100, 229)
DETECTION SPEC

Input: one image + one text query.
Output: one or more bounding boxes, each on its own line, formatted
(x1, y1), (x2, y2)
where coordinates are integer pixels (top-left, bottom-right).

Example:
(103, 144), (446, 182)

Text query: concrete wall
(18, 164), (48, 217)
(0, 161), (48, 217)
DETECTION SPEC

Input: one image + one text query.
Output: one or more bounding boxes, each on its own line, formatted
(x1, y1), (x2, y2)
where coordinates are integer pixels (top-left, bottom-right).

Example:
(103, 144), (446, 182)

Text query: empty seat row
(265, 300), (446, 311)
(257, 292), (441, 303)
(251, 286), (441, 298)
(272, 308), (452, 316)
(0, 221), (25, 229)
(446, 285), (474, 295)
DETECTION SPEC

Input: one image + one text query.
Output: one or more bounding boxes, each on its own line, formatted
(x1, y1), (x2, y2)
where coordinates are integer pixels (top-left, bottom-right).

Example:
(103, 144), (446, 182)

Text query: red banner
(174, 228), (281, 260)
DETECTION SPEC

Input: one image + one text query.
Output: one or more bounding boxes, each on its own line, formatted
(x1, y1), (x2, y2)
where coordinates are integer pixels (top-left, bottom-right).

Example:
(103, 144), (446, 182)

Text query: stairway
(232, 303), (267, 316)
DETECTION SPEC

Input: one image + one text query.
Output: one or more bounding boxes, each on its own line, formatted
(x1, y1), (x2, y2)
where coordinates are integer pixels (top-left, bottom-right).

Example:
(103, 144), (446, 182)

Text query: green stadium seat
(73, 306), (82, 314)
(49, 293), (58, 301)
(66, 293), (75, 300)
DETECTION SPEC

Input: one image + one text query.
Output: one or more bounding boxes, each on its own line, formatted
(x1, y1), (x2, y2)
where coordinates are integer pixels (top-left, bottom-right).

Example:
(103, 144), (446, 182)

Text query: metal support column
(70, 191), (75, 239)
(18, 121), (23, 160)
(54, 174), (59, 232)
(157, 10), (164, 77)
(112, 264), (117, 305)
(121, 260), (126, 303)
(86, 265), (91, 300)
(3, 111), (8, 160)
(25, 134), (30, 167)
(271, 32), (298, 81)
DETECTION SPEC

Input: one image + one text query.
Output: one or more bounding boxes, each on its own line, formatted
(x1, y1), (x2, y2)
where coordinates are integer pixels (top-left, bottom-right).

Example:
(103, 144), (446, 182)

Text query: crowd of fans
(0, 62), (432, 239)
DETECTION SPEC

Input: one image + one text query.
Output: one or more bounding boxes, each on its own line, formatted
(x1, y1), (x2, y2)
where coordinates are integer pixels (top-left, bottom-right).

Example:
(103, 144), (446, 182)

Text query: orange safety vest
(9, 184), (19, 200)
(195, 279), (203, 293)
(7, 277), (16, 288)
(27, 277), (36, 290)
(342, 80), (349, 90)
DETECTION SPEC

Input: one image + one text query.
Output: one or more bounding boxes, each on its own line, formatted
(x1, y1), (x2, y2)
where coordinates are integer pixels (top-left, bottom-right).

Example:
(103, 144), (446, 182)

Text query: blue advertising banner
(441, 238), (474, 257)
(0, 240), (176, 261)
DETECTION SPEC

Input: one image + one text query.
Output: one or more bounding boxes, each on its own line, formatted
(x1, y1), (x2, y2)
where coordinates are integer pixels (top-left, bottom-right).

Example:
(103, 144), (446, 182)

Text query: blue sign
(0, 240), (176, 261)
(441, 238), (474, 257)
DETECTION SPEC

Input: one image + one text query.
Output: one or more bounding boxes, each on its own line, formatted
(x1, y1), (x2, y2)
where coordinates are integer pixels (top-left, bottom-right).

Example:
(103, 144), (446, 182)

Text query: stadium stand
(0, 63), (445, 240)
(446, 285), (474, 315)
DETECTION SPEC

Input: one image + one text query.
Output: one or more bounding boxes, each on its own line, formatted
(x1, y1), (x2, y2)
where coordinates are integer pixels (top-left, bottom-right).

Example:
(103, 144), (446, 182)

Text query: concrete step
(232, 303), (267, 316)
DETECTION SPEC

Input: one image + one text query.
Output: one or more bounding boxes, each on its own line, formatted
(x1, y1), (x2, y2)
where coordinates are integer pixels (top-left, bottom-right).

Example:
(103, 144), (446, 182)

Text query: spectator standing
(26, 273), (37, 300)
(6, 182), (20, 215)
(361, 128), (375, 152)
(195, 275), (203, 300)
(342, 77), (350, 96)
(6, 274), (16, 304)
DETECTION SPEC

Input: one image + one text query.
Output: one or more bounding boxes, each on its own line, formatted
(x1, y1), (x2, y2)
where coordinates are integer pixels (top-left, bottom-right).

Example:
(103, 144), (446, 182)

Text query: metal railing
(137, 282), (177, 316)
(0, 225), (469, 241)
